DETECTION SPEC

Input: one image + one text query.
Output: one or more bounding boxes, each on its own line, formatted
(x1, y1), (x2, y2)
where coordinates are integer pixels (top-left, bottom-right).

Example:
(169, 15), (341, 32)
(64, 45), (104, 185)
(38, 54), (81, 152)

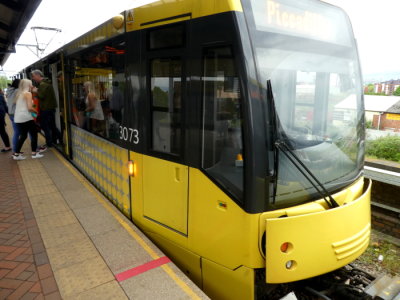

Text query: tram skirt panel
(71, 125), (131, 217)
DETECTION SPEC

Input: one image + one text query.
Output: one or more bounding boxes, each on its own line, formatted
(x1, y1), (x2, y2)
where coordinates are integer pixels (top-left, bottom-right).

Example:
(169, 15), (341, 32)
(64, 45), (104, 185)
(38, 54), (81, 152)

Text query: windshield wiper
(275, 141), (339, 208)
(267, 80), (339, 209)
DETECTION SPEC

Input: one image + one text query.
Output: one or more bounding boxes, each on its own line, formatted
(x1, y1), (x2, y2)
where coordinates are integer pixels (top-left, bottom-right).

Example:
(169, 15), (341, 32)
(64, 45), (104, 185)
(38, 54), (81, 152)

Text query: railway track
(274, 264), (400, 300)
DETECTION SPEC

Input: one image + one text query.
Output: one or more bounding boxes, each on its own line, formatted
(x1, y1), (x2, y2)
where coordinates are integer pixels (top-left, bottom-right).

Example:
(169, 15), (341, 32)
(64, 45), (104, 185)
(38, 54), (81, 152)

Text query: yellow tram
(21, 0), (371, 299)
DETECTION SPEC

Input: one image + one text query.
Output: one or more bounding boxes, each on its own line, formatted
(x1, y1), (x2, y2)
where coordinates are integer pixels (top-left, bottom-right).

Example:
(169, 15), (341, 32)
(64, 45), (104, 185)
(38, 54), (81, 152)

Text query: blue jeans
(40, 109), (61, 147)
(15, 120), (38, 153)
(10, 115), (33, 152)
(10, 115), (20, 152)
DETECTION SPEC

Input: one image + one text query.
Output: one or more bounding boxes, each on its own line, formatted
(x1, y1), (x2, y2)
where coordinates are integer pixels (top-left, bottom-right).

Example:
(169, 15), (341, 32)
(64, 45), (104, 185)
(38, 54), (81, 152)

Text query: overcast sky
(2, 0), (399, 78)
(323, 0), (400, 76)
(2, 0), (154, 75)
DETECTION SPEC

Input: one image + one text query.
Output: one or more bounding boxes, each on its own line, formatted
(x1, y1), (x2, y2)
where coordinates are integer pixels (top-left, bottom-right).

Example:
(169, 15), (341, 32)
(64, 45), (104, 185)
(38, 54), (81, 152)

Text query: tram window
(148, 25), (184, 50)
(69, 39), (125, 143)
(294, 71), (316, 132)
(150, 58), (182, 154)
(202, 47), (244, 200)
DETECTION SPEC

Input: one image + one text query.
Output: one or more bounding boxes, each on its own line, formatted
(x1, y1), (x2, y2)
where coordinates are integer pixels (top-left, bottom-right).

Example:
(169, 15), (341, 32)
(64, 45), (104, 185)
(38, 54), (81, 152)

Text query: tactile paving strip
(18, 160), (122, 299)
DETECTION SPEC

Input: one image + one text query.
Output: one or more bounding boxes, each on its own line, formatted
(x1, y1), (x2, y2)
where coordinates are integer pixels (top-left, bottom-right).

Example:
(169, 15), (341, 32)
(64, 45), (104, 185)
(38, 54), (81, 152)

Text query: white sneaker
(32, 152), (44, 159)
(13, 154), (26, 160)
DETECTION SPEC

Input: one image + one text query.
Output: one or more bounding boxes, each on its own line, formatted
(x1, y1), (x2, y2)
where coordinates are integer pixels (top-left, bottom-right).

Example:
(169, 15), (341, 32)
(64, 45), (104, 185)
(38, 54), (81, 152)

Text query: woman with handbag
(13, 79), (44, 160)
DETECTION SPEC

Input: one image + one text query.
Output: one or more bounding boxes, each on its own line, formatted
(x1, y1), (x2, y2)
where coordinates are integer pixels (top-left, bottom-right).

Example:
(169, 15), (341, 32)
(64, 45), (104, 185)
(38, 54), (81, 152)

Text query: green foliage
(364, 92), (387, 96)
(152, 86), (168, 107)
(0, 76), (10, 90)
(366, 136), (400, 162)
(394, 86), (400, 96)
(365, 120), (373, 129)
(363, 83), (387, 95)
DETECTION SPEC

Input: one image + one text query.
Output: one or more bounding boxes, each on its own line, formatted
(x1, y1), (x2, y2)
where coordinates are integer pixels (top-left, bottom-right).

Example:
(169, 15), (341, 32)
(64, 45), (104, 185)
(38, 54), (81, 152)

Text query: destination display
(250, 0), (352, 46)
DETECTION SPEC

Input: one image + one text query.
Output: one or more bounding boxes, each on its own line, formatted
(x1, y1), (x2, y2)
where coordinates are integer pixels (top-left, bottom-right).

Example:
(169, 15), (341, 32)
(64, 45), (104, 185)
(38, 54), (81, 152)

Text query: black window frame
(149, 56), (184, 157)
(147, 23), (186, 51)
(200, 45), (246, 204)
(65, 36), (127, 145)
(144, 22), (188, 164)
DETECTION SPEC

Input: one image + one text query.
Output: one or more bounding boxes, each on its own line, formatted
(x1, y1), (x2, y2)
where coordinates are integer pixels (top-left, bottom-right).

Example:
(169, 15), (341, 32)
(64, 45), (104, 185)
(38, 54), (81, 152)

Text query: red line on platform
(115, 256), (171, 282)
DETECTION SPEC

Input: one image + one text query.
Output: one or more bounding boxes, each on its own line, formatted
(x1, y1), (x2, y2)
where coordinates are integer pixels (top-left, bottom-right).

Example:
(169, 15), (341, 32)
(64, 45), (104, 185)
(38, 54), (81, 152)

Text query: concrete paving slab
(23, 183), (60, 197)
(17, 159), (47, 174)
(35, 210), (78, 229)
(41, 163), (84, 191)
(90, 227), (154, 274)
(73, 205), (122, 236)
(119, 266), (190, 300)
(63, 280), (128, 300)
(18, 161), (51, 178)
(47, 168), (79, 181)
(21, 176), (54, 188)
(39, 222), (89, 249)
(54, 256), (115, 298)
(49, 176), (83, 191)
(59, 185), (99, 205)
(46, 239), (100, 272)
(29, 193), (70, 217)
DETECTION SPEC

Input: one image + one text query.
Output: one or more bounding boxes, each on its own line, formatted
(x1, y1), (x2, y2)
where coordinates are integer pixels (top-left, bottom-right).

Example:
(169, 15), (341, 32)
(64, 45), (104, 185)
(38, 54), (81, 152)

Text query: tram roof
(0, 0), (42, 67)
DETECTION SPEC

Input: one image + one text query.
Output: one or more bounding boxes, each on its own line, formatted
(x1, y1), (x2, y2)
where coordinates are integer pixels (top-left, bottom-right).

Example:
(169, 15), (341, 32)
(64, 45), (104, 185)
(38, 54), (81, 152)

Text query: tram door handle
(175, 167), (181, 182)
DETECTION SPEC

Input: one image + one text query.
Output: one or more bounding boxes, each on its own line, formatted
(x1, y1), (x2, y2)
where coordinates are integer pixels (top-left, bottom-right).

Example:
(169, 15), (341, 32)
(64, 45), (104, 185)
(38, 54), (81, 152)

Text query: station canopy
(0, 0), (42, 67)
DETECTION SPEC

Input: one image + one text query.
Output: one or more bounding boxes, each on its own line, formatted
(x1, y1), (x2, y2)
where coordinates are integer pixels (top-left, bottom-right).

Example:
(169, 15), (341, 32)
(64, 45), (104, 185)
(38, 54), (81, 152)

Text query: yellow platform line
(51, 149), (202, 300)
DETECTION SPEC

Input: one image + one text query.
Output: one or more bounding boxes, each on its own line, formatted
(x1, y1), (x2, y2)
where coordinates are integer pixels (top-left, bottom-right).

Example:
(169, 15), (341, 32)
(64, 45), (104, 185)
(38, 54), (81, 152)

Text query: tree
(0, 76), (10, 90)
(393, 86), (400, 96)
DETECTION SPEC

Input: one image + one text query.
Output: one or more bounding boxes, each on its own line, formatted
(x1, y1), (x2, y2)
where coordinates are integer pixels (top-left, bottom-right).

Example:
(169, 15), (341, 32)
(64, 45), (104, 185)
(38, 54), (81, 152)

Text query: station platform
(0, 135), (208, 299)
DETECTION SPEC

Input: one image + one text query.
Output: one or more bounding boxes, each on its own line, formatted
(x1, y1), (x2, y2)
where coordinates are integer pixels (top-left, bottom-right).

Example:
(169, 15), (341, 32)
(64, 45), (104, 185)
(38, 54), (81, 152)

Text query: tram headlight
(285, 260), (297, 270)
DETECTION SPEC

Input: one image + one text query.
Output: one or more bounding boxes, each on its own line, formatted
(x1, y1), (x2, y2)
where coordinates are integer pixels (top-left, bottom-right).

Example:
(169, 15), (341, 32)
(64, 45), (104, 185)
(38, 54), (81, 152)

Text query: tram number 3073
(119, 126), (139, 144)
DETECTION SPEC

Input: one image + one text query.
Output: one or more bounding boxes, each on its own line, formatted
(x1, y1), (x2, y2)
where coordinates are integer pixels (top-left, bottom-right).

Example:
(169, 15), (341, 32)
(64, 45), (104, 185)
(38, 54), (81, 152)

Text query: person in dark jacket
(31, 69), (62, 149)
(0, 89), (11, 152)
(6, 78), (21, 153)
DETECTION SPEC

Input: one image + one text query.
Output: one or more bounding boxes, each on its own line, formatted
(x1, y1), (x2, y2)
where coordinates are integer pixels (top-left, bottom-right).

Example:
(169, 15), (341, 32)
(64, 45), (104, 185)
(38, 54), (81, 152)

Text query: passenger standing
(31, 70), (62, 150)
(57, 71), (65, 139)
(13, 79), (43, 160)
(83, 81), (104, 134)
(0, 89), (11, 152)
(6, 79), (21, 154)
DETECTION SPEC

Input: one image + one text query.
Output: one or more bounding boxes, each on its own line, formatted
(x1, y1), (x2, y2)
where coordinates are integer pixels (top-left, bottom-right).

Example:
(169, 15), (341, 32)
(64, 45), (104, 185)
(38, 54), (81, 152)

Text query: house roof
(382, 79), (400, 85)
(335, 95), (400, 113)
(0, 0), (42, 67)
(364, 95), (400, 113)
(387, 101), (400, 113)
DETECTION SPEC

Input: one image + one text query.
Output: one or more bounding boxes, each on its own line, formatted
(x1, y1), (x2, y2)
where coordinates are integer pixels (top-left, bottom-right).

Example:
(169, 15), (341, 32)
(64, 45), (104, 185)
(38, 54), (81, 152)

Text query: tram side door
(142, 53), (189, 236)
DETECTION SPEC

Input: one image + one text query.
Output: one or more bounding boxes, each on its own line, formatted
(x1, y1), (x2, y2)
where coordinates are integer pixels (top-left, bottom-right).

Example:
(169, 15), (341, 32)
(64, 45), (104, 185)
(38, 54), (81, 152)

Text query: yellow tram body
(22, 0), (371, 299)
(71, 123), (371, 299)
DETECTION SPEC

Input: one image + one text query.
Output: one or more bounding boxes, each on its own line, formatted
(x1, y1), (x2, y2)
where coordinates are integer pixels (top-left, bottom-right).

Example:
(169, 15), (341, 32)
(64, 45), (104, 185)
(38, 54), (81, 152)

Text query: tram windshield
(245, 0), (364, 207)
